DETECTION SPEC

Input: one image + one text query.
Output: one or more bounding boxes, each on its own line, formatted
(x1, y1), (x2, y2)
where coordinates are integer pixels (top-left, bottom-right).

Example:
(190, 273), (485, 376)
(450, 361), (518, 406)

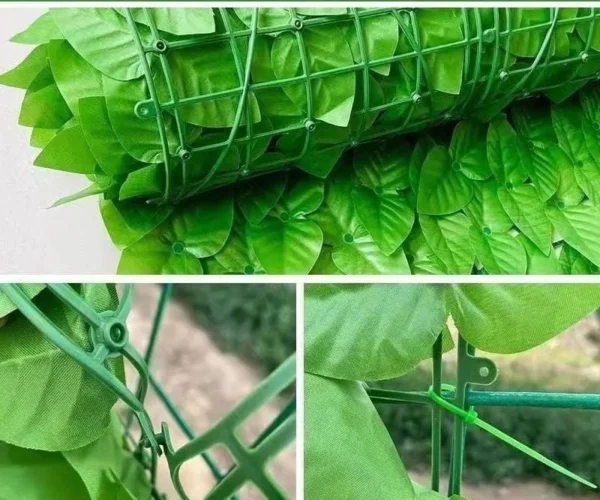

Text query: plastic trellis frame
(123, 7), (600, 203)
(367, 333), (600, 497)
(0, 283), (296, 500)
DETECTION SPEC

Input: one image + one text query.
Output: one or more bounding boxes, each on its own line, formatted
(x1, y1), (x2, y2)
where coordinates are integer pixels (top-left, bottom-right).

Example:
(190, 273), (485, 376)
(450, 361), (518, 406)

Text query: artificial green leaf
(305, 284), (447, 380)
(463, 179), (513, 233)
(34, 124), (97, 174)
(449, 120), (491, 180)
(278, 175), (325, 217)
(170, 191), (234, 258)
(310, 245), (343, 275)
(448, 284), (600, 353)
(0, 284), (45, 318)
(48, 40), (103, 117)
(417, 146), (473, 215)
(52, 183), (106, 208)
(507, 9), (552, 57)
(469, 226), (528, 274)
(79, 97), (138, 176)
(0, 45), (48, 89)
(352, 187), (414, 256)
(272, 26), (355, 127)
(546, 202), (600, 267)
(420, 213), (475, 274)
(214, 215), (263, 274)
(404, 227), (448, 274)
(0, 442), (89, 499)
(305, 373), (416, 500)
(487, 114), (530, 185)
(409, 134), (436, 194)
(559, 243), (595, 274)
(19, 67), (72, 129)
(549, 144), (585, 206)
(353, 139), (412, 191)
(237, 173), (288, 225)
(518, 234), (561, 274)
(10, 11), (64, 44)
(118, 234), (202, 274)
(0, 285), (124, 450)
(125, 8), (215, 35)
(234, 8), (291, 31)
(528, 144), (560, 202)
(103, 75), (177, 164)
(297, 8), (347, 16)
(30, 127), (57, 149)
(52, 9), (144, 81)
(497, 184), (552, 255)
(250, 217), (323, 274)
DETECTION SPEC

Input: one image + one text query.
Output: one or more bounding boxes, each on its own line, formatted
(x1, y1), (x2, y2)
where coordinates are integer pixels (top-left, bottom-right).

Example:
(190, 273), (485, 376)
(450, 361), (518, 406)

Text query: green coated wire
(428, 384), (598, 490)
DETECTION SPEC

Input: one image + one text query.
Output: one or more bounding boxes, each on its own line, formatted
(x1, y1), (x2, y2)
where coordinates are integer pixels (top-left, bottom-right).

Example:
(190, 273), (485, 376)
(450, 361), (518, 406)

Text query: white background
(0, 7), (119, 274)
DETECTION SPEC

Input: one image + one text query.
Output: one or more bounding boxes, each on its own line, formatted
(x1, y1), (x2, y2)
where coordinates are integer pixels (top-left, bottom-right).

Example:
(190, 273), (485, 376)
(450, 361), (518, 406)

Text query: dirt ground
(123, 284), (296, 499)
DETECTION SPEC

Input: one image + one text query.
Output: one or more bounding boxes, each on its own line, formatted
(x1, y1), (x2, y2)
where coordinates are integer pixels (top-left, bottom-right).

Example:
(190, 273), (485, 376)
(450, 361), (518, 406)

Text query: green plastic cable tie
(428, 384), (597, 490)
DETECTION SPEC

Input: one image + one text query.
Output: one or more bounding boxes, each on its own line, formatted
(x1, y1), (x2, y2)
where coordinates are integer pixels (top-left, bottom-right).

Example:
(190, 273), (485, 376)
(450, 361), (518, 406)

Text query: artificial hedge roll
(3, 7), (600, 205)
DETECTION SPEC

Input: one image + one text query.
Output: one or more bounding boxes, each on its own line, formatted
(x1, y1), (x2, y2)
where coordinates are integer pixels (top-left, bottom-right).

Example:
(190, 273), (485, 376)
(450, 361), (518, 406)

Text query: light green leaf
(497, 184), (552, 255)
(0, 45), (48, 89)
(0, 284), (45, 318)
(546, 202), (600, 267)
(420, 213), (475, 274)
(310, 245), (343, 275)
(103, 75), (177, 164)
(10, 11), (64, 44)
(125, 8), (215, 35)
(19, 67), (72, 129)
(404, 227), (448, 274)
(297, 8), (347, 16)
(79, 96), (138, 176)
(409, 134), (436, 193)
(278, 175), (324, 217)
(305, 373), (416, 500)
(353, 139), (412, 191)
(250, 217), (323, 274)
(234, 8), (290, 31)
(487, 114), (530, 185)
(447, 284), (600, 353)
(52, 183), (106, 208)
(0, 285), (124, 451)
(559, 243), (596, 275)
(463, 179), (513, 233)
(171, 192), (234, 258)
(548, 145), (584, 206)
(305, 284), (447, 380)
(30, 127), (57, 149)
(518, 234), (561, 275)
(507, 9), (552, 57)
(214, 215), (263, 275)
(52, 8), (144, 80)
(237, 173), (288, 225)
(526, 143), (560, 201)
(272, 26), (355, 127)
(417, 146), (473, 215)
(48, 40), (103, 117)
(469, 226), (528, 274)
(34, 124), (96, 174)
(449, 120), (491, 180)
(101, 199), (173, 248)
(352, 187), (414, 256)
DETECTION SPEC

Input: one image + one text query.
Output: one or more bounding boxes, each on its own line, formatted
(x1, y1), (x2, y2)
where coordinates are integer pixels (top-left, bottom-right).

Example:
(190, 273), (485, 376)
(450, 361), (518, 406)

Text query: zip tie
(428, 385), (597, 490)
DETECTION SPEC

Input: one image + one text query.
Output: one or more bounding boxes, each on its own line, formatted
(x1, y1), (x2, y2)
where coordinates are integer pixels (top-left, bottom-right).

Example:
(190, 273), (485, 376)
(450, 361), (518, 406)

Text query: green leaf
(278, 175), (324, 217)
(124, 8), (215, 35)
(101, 200), (173, 249)
(353, 139), (412, 191)
(559, 243), (596, 275)
(497, 184), (552, 255)
(548, 145), (585, 206)
(0, 45), (48, 89)
(214, 215), (263, 275)
(10, 11), (64, 44)
(310, 245), (343, 275)
(404, 227), (448, 274)
(447, 284), (600, 353)
(487, 114), (530, 185)
(237, 173), (288, 225)
(463, 179), (513, 233)
(79, 97), (138, 176)
(409, 134), (436, 193)
(352, 187), (414, 256)
(420, 213), (475, 274)
(0, 285), (124, 451)
(30, 127), (57, 149)
(518, 234), (561, 275)
(507, 9), (552, 57)
(19, 67), (72, 129)
(305, 373), (416, 500)
(118, 234), (202, 274)
(0, 284), (45, 318)
(527, 143), (560, 201)
(52, 183), (106, 208)
(305, 284), (447, 380)
(417, 146), (473, 215)
(48, 40), (103, 118)
(546, 202), (600, 267)
(449, 120), (491, 180)
(52, 9), (144, 80)
(234, 8), (291, 31)
(103, 75), (177, 164)
(0, 442), (89, 499)
(250, 217), (323, 274)
(34, 124), (97, 174)
(469, 226), (528, 274)
(170, 192), (234, 258)
(272, 26), (355, 127)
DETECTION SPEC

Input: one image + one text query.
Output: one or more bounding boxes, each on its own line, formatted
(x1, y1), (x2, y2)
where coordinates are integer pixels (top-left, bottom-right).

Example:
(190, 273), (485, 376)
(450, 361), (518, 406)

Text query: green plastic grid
(367, 333), (600, 497)
(123, 7), (600, 203)
(0, 283), (296, 500)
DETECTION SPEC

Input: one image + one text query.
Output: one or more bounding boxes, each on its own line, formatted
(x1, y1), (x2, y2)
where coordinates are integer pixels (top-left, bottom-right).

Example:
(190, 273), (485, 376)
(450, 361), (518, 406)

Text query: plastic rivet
(479, 366), (490, 377)
(505, 181), (513, 190)
(304, 120), (316, 132)
(557, 200), (566, 210)
(482, 226), (492, 236)
(153, 39), (168, 53)
(580, 52), (589, 63)
(412, 92), (423, 105)
(576, 160), (584, 168)
(292, 18), (303, 30)
(343, 233), (354, 243)
(499, 69), (509, 81)
(239, 167), (250, 178)
(109, 323), (126, 343)
(134, 102), (152, 119)
(177, 148), (191, 161)
(451, 160), (461, 171)
(172, 241), (185, 254)
(244, 265), (255, 275)
(444, 112), (453, 120)
(482, 28), (496, 44)
(280, 211), (290, 222)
